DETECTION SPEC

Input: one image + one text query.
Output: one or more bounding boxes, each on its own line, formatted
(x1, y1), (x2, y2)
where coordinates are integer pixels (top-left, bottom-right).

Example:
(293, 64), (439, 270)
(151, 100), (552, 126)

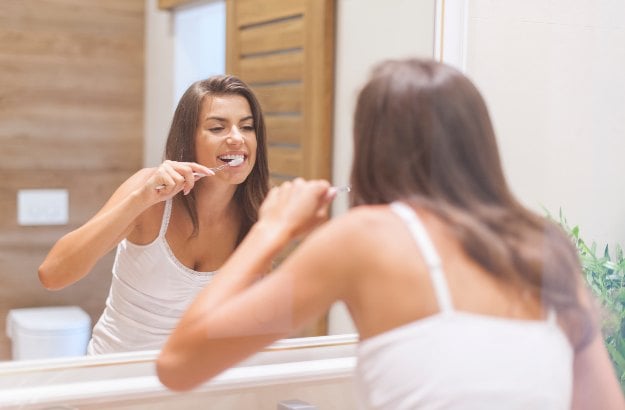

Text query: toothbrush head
(228, 157), (244, 167)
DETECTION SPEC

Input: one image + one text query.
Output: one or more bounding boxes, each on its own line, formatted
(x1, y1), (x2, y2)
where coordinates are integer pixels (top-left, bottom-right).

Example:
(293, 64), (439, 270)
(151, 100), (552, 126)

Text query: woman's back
(346, 202), (573, 409)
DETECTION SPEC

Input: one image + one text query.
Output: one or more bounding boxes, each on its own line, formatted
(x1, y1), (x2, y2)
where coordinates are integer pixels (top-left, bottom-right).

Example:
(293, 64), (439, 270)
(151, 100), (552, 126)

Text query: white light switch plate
(17, 189), (69, 226)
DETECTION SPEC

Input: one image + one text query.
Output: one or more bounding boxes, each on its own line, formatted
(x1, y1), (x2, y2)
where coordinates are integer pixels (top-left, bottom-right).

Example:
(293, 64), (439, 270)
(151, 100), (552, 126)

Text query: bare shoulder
(291, 205), (400, 273)
(312, 205), (394, 243)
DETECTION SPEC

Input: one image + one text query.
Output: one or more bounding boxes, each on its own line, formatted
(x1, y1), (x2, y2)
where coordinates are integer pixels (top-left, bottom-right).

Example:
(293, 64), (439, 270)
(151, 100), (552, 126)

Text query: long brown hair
(165, 75), (269, 245)
(351, 58), (594, 349)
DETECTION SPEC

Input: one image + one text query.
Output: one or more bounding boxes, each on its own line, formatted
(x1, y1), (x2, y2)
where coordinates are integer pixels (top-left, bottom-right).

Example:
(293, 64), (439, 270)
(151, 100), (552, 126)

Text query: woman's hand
(144, 160), (214, 200)
(258, 178), (336, 240)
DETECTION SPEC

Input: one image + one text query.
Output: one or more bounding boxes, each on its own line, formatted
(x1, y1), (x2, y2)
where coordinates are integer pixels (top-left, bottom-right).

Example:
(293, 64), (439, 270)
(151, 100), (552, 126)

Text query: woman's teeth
(218, 155), (244, 166)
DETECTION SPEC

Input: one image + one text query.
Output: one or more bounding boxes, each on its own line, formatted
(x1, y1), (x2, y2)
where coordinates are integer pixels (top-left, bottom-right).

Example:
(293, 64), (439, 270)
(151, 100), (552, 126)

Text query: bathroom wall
(0, 0), (145, 359)
(329, 0), (437, 334)
(460, 0), (625, 247)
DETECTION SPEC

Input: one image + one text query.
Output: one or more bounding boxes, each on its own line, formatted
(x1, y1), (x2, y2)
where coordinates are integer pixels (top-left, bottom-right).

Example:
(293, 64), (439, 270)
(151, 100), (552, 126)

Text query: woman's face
(195, 94), (257, 185)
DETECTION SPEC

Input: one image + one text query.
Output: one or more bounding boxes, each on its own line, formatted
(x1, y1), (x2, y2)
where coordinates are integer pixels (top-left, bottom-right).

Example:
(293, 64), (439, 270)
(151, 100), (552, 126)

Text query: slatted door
(227, 0), (335, 337)
(226, 0), (334, 185)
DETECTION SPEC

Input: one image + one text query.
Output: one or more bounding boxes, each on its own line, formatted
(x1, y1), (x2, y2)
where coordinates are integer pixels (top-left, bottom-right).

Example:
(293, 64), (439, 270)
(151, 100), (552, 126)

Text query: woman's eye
(242, 125), (255, 132)
(209, 127), (224, 133)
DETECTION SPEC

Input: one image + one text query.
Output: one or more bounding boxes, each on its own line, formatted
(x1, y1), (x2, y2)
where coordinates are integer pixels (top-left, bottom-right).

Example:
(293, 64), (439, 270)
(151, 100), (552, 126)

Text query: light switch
(17, 189), (69, 226)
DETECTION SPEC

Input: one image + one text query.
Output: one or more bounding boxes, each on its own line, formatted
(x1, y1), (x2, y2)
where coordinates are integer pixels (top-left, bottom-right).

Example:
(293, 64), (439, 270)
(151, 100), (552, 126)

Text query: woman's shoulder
(327, 203), (453, 251)
(308, 204), (400, 249)
(334, 203), (432, 230)
(322, 204), (388, 232)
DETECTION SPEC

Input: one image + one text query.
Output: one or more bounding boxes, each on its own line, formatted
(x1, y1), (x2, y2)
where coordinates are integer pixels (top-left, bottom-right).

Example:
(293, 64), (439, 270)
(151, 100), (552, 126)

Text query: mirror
(0, 333), (359, 408)
(1, 0), (623, 396)
(0, 0), (436, 364)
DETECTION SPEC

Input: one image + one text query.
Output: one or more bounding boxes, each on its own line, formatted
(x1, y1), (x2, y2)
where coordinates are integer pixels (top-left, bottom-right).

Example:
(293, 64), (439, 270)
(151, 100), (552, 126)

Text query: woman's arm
(571, 279), (625, 409)
(572, 329), (625, 409)
(156, 179), (349, 391)
(38, 161), (212, 290)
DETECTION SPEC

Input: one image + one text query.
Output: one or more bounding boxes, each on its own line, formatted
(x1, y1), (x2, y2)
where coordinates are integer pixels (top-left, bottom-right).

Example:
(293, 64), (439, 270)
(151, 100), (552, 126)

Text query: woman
(38, 75), (269, 354)
(157, 60), (624, 409)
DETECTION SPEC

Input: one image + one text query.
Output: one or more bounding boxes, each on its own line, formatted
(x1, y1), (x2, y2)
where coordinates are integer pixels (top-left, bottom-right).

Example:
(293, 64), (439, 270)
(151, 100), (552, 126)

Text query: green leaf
(546, 208), (625, 392)
(607, 344), (625, 375)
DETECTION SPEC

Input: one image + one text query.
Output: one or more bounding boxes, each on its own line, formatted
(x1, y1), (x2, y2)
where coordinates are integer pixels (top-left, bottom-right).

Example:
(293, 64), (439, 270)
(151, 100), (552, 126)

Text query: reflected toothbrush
(155, 157), (244, 191)
(331, 185), (351, 193)
(327, 185), (351, 198)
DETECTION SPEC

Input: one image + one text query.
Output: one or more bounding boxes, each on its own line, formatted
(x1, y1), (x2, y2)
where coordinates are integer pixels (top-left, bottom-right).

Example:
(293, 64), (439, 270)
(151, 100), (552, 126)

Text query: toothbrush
(155, 157), (244, 191)
(327, 185), (351, 198)
(331, 185), (351, 193)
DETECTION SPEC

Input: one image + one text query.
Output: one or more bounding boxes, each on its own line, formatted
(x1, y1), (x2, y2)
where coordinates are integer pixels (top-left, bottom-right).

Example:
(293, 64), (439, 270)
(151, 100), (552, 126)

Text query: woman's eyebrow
(205, 116), (227, 121)
(204, 115), (253, 122)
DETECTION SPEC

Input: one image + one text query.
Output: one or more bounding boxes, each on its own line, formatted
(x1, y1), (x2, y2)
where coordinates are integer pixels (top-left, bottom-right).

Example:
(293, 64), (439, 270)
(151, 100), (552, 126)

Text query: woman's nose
(226, 127), (244, 145)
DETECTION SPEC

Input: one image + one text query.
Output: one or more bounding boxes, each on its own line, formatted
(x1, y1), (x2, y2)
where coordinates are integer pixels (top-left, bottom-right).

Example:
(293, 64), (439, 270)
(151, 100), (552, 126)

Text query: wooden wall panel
(267, 147), (303, 177)
(265, 116), (303, 145)
(253, 83), (304, 113)
(238, 51), (304, 84)
(239, 18), (305, 55)
(227, 0), (335, 337)
(0, 0), (144, 360)
(301, 0), (335, 180)
(235, 0), (306, 28)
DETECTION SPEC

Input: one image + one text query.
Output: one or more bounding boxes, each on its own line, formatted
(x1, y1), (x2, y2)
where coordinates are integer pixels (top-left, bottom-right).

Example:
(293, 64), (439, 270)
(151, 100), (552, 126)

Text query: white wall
(331, 0), (437, 213)
(144, 0), (225, 167)
(144, 0), (175, 166)
(329, 0), (437, 334)
(449, 0), (625, 247)
(173, 1), (226, 102)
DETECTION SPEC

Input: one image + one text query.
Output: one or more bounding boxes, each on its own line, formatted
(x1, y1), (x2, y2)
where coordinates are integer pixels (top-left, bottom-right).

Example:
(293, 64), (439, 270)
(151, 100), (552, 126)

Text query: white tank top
(87, 199), (215, 355)
(354, 202), (573, 409)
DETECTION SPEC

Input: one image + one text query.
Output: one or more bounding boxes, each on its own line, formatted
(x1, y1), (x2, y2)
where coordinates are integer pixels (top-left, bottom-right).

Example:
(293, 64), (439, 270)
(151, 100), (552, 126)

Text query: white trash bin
(6, 306), (92, 360)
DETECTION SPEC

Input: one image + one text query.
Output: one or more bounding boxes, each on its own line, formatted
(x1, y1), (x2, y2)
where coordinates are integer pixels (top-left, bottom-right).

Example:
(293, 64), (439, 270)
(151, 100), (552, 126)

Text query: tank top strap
(390, 201), (454, 313)
(158, 199), (173, 238)
(546, 307), (557, 325)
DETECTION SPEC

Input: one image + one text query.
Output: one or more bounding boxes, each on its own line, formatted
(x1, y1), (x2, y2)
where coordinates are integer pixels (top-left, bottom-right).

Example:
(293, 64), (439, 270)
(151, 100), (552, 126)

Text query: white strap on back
(158, 198), (173, 238)
(546, 307), (557, 325)
(390, 201), (454, 313)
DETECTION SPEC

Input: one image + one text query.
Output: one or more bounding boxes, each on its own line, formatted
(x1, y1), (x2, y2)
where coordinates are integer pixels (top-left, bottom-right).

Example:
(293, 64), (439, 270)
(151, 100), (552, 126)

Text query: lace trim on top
(159, 199), (216, 277)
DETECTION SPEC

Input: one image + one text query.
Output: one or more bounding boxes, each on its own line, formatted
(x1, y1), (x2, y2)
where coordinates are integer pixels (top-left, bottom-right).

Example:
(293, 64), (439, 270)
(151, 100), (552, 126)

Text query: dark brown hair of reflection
(351, 58), (594, 350)
(165, 75), (269, 245)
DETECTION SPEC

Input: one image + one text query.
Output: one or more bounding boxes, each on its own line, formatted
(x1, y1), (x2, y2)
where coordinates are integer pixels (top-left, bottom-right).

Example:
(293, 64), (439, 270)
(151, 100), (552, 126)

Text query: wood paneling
(301, 0), (335, 180)
(268, 146), (303, 177)
(265, 115), (303, 146)
(158, 0), (196, 9)
(238, 51), (304, 84)
(227, 0), (335, 337)
(253, 83), (303, 113)
(0, 0), (144, 360)
(235, 0), (306, 28)
(239, 17), (305, 55)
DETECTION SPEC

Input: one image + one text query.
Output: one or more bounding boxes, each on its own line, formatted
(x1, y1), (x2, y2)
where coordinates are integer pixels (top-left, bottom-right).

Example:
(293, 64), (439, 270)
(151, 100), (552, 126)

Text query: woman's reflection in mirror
(38, 75), (270, 354)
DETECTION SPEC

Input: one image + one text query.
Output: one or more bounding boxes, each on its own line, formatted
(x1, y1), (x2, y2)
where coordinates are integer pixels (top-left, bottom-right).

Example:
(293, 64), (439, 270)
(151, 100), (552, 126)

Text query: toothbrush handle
(155, 172), (210, 191)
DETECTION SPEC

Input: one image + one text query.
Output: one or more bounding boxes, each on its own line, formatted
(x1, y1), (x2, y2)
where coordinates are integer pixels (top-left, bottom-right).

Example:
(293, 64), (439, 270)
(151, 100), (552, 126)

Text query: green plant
(550, 209), (625, 390)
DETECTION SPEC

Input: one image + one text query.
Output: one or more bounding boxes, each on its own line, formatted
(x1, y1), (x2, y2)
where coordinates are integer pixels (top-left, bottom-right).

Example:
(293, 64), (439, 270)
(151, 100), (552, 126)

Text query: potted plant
(551, 210), (625, 390)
